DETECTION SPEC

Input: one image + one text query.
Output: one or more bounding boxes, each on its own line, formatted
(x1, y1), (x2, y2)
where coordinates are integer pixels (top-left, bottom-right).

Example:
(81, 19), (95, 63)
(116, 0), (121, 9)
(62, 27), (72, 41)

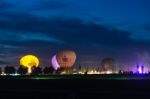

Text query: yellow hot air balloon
(20, 55), (39, 74)
(56, 50), (76, 68)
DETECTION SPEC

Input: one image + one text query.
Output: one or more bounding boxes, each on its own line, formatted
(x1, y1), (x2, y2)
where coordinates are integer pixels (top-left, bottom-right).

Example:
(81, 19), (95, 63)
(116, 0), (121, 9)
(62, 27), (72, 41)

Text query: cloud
(18, 33), (63, 44)
(143, 24), (150, 32)
(0, 60), (10, 65)
(34, 0), (67, 10)
(0, 11), (135, 48)
(0, 9), (150, 67)
(0, 0), (150, 67)
(1, 10), (150, 52)
(0, 1), (14, 10)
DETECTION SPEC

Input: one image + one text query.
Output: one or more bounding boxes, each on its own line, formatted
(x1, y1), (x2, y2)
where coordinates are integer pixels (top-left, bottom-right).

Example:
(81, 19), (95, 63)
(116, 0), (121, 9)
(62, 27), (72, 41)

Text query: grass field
(1, 74), (150, 80)
(1, 74), (150, 98)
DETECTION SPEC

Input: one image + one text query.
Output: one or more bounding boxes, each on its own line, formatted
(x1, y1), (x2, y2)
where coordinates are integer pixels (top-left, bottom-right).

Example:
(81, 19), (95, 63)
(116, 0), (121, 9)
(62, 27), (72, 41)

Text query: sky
(0, 0), (150, 70)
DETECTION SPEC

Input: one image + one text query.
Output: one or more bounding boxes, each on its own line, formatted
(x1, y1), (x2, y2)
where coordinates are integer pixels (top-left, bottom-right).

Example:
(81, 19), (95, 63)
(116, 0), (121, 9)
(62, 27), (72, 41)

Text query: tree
(31, 66), (42, 75)
(4, 66), (16, 74)
(43, 66), (54, 75)
(56, 67), (65, 74)
(55, 67), (72, 74)
(17, 66), (28, 75)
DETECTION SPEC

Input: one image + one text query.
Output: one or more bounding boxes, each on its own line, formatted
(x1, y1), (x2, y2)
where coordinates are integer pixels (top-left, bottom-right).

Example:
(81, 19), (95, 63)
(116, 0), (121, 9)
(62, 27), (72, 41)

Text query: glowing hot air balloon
(51, 55), (60, 70)
(56, 50), (76, 68)
(20, 55), (39, 74)
(101, 58), (116, 73)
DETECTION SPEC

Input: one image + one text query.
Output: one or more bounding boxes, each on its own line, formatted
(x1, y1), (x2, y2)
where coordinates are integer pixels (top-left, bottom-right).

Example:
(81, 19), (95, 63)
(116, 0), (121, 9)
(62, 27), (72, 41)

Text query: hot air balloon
(51, 55), (60, 70)
(56, 50), (76, 68)
(20, 55), (39, 74)
(101, 58), (116, 73)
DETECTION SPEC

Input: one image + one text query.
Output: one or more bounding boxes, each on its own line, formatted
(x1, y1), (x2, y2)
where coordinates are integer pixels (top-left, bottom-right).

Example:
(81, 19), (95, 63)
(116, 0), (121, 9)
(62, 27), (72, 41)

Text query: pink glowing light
(137, 65), (145, 74)
(51, 55), (60, 70)
(138, 66), (142, 74)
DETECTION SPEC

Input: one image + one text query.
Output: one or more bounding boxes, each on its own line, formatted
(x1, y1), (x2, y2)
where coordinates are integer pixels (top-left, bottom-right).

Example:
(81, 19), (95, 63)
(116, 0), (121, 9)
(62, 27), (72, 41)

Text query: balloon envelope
(20, 55), (39, 68)
(56, 50), (76, 68)
(101, 58), (115, 71)
(51, 55), (60, 70)
(20, 54), (39, 74)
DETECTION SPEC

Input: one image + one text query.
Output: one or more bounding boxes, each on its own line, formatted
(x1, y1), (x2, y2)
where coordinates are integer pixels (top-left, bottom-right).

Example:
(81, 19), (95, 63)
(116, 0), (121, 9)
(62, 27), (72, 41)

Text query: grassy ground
(0, 74), (150, 98)
(1, 74), (150, 80)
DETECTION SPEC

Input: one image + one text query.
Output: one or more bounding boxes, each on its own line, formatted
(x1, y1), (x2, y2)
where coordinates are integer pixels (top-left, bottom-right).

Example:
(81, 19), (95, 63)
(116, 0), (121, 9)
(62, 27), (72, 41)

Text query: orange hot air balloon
(56, 50), (76, 68)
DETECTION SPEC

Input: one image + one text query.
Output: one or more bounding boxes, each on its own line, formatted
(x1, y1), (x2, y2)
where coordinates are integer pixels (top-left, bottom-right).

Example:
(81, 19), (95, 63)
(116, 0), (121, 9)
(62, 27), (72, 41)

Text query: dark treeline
(1, 66), (56, 75)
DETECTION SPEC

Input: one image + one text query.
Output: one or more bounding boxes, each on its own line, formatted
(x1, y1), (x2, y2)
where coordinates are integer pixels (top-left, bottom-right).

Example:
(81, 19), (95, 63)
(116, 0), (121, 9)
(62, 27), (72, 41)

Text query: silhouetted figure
(85, 70), (88, 75)
(31, 66), (42, 75)
(135, 64), (139, 74)
(17, 65), (28, 75)
(4, 66), (16, 74)
(43, 66), (54, 75)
